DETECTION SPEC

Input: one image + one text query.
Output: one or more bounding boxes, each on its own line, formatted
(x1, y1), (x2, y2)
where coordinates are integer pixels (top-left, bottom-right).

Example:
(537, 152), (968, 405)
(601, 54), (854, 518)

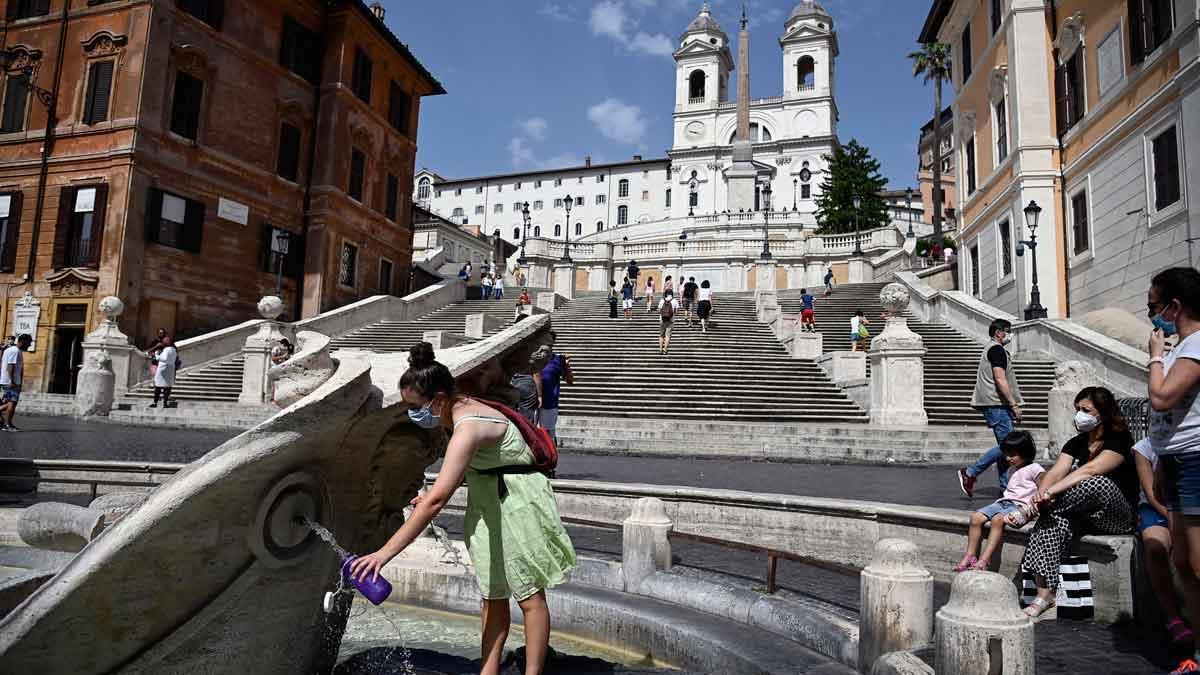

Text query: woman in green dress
(350, 342), (576, 675)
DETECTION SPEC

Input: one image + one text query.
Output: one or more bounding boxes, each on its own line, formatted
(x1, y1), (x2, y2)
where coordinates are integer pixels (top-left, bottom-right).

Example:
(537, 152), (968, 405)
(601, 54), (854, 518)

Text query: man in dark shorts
(681, 276), (699, 326)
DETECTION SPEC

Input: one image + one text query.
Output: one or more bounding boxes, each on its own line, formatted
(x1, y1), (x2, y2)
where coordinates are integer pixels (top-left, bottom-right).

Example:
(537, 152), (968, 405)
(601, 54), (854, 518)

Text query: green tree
(909, 41), (952, 239)
(814, 139), (889, 234)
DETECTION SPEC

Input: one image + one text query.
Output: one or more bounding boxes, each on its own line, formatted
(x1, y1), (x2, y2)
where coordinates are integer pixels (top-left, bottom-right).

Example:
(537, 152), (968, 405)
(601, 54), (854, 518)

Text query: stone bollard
(465, 313), (505, 339)
(75, 350), (115, 417)
(80, 296), (135, 395)
(868, 283), (928, 426)
(819, 351), (867, 384)
(536, 292), (564, 313)
(792, 332), (823, 360)
(553, 263), (576, 300)
(935, 571), (1034, 675)
(240, 296), (290, 405)
(859, 538), (933, 674)
(1049, 361), (1101, 454)
(759, 297), (781, 325)
(422, 330), (473, 350)
(622, 497), (673, 592)
(756, 261), (777, 291)
(18, 502), (106, 552)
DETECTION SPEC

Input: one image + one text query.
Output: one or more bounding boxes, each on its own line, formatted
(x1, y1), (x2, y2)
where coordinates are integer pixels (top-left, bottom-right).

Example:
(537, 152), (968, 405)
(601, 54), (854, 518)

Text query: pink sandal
(953, 556), (978, 573)
(1168, 617), (1195, 644)
(970, 558), (991, 571)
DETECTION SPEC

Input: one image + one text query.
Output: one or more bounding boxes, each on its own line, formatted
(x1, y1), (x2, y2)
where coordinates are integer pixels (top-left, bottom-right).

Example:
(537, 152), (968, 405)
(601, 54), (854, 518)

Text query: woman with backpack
(350, 342), (576, 675)
(658, 289), (681, 355)
(697, 280), (714, 333)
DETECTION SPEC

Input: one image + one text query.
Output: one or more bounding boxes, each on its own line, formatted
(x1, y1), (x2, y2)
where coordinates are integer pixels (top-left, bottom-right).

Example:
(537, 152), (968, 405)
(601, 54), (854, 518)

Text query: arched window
(513, 227), (521, 240)
(574, 222), (582, 235)
(534, 225), (541, 237)
(417, 177), (431, 200)
(797, 56), (816, 90)
(554, 224), (561, 237)
(617, 205), (628, 225)
(618, 179), (630, 198)
(728, 123), (773, 144)
(596, 221), (604, 232)
(452, 207), (464, 217)
(688, 70), (706, 100)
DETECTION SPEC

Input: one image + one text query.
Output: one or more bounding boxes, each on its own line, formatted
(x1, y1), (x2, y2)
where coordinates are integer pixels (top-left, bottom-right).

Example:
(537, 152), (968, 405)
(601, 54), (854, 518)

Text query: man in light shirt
(0, 334), (31, 431)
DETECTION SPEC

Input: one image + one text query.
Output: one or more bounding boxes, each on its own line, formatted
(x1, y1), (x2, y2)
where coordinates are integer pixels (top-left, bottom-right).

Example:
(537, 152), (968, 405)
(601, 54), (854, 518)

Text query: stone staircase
(775, 283), (1054, 428)
(552, 293), (868, 423)
(125, 297), (524, 403)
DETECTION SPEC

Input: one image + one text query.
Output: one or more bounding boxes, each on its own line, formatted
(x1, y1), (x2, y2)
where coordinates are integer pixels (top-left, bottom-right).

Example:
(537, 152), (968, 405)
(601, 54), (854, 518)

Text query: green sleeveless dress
(458, 415), (576, 600)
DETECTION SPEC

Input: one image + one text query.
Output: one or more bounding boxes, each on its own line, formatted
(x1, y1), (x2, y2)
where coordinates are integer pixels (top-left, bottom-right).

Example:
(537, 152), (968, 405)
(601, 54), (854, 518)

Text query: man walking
(799, 288), (816, 333)
(681, 276), (699, 326)
(627, 260), (640, 295)
(621, 276), (635, 320)
(824, 266), (835, 296)
(0, 334), (31, 431)
(537, 332), (573, 446)
(658, 289), (680, 355)
(957, 319), (1024, 497)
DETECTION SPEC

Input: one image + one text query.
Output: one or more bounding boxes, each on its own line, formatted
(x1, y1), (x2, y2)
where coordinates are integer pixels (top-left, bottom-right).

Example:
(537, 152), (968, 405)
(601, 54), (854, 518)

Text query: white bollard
(859, 538), (933, 673)
(935, 571), (1034, 675)
(621, 497), (673, 592)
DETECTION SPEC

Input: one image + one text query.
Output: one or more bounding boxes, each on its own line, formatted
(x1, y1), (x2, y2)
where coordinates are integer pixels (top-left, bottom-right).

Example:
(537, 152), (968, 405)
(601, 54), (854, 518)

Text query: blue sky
(385, 0), (941, 189)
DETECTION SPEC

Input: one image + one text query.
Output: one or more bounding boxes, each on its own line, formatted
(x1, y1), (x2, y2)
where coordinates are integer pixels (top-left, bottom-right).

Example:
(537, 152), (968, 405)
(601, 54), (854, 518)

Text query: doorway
(48, 303), (87, 395)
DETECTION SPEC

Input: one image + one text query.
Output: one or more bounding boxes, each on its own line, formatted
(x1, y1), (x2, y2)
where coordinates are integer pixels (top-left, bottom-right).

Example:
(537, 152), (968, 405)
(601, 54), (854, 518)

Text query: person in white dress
(152, 337), (178, 408)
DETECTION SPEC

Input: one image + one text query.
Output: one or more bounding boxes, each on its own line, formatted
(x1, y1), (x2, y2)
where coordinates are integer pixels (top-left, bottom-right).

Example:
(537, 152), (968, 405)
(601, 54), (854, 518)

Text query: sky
(384, 0), (943, 189)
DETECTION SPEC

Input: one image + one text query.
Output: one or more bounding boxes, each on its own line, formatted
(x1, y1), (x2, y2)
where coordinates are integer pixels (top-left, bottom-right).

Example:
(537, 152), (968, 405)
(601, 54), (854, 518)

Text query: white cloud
(517, 116), (549, 141)
(589, 1), (628, 40)
(587, 98), (648, 145)
(628, 31), (674, 57)
(589, 1), (675, 58)
(538, 3), (572, 21)
(508, 137), (538, 168)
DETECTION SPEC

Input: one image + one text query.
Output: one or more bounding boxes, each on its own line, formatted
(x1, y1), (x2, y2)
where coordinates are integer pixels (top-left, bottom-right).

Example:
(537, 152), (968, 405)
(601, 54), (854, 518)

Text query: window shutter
(84, 61), (115, 124)
(1129, 0), (1146, 65)
(52, 186), (76, 269)
(285, 231), (305, 280)
(34, 0), (51, 15)
(1, 192), (23, 272)
(1, 77), (29, 133)
(207, 0), (224, 30)
(1165, 132), (1180, 206)
(260, 222), (274, 273)
(87, 184), (109, 267)
(1054, 65), (1069, 135)
(145, 188), (163, 244)
(182, 198), (205, 253)
(5, 2), (18, 22)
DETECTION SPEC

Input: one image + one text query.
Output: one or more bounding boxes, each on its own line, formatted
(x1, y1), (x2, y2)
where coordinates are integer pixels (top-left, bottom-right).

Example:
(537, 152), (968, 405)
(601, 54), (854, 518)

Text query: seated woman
(1019, 386), (1138, 619)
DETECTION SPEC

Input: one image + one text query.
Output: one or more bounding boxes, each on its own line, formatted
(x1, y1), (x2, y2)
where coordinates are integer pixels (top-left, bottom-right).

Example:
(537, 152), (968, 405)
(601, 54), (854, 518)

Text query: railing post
(859, 538), (933, 674)
(622, 497), (673, 592)
(935, 571), (1034, 675)
(79, 296), (134, 406)
(240, 297), (289, 405)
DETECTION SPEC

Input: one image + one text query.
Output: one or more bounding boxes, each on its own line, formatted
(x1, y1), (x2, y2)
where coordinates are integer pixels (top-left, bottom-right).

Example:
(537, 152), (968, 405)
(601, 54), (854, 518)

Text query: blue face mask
(407, 402), (441, 429)
(1152, 313), (1177, 338)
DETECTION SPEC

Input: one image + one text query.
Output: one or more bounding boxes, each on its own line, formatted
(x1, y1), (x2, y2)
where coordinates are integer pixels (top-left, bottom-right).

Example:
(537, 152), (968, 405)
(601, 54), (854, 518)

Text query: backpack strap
(474, 464), (542, 500)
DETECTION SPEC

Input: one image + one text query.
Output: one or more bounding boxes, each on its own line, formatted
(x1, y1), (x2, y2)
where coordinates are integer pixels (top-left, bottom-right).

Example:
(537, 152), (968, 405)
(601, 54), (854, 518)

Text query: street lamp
(793, 179), (798, 211)
(273, 228), (290, 296)
(905, 187), (915, 239)
(561, 194), (572, 262)
(518, 201), (530, 265)
(1016, 200), (1048, 320)
(760, 183), (773, 260)
(0, 49), (53, 106)
(852, 195), (863, 256)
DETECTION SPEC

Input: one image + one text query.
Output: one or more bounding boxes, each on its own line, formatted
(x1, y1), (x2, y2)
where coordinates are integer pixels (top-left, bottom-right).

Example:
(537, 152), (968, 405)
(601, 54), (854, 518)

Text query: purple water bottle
(341, 555), (393, 605)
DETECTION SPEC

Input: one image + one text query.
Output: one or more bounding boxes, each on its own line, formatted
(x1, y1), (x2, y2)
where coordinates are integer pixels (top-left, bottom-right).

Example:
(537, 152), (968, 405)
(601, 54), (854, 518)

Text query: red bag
(476, 398), (558, 478)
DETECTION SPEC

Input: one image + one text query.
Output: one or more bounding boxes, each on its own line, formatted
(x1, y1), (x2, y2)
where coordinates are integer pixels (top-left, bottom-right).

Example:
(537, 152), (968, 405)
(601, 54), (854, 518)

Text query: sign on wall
(10, 292), (40, 352)
(217, 197), (249, 225)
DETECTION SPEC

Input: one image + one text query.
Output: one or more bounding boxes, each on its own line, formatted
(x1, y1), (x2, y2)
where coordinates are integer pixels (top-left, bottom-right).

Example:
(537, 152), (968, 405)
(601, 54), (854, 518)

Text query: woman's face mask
(407, 400), (441, 429)
(1074, 410), (1101, 432)
(1150, 298), (1179, 337)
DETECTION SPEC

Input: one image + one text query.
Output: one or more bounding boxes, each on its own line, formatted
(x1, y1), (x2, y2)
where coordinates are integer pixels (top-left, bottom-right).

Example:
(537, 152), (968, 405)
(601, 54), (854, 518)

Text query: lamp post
(852, 195), (863, 256)
(1016, 200), (1048, 320)
(793, 179), (798, 211)
(561, 194), (572, 262)
(518, 202), (530, 265)
(760, 183), (773, 260)
(273, 228), (290, 296)
(905, 187), (915, 239)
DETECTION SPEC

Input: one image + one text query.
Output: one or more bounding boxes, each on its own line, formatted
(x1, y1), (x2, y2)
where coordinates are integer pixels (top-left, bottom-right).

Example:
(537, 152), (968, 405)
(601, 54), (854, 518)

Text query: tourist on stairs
(799, 288), (816, 333)
(482, 272), (494, 300)
(849, 310), (869, 352)
(1144, 267), (1200, 675)
(493, 274), (504, 301)
(957, 319), (1023, 497)
(537, 332), (572, 446)
(608, 280), (619, 319)
(663, 274), (674, 298)
(350, 343), (576, 675)
(151, 337), (178, 409)
(1133, 437), (1195, 649)
(644, 276), (656, 313)
(621, 276), (635, 321)
(823, 265), (835, 296)
(1019, 387), (1136, 620)
(682, 277), (699, 327)
(954, 431), (1044, 572)
(697, 280), (714, 333)
(658, 289), (680, 355)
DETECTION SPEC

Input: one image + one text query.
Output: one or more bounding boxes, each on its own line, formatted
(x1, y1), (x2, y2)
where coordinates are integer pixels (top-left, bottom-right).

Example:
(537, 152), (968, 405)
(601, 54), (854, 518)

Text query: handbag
(858, 324), (869, 338)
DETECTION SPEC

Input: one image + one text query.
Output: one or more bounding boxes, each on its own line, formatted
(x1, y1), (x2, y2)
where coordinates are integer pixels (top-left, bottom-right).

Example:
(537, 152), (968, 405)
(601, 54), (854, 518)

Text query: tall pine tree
(814, 139), (889, 234)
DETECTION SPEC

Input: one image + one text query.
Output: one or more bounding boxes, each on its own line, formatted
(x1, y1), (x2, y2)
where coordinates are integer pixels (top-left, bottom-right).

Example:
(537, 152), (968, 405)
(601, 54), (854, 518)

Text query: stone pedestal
(553, 263), (576, 300)
(755, 261), (777, 292)
(869, 284), (928, 426)
(792, 332), (823, 360)
(622, 497), (673, 592)
(240, 297), (289, 405)
(536, 292), (565, 313)
(773, 312), (798, 341)
(422, 330), (473, 349)
(935, 571), (1034, 675)
(859, 538), (933, 674)
(758, 293), (781, 324)
(464, 313), (505, 339)
(1049, 361), (1101, 454)
(80, 296), (135, 395)
(76, 351), (115, 417)
(820, 351), (867, 384)
(849, 257), (870, 284)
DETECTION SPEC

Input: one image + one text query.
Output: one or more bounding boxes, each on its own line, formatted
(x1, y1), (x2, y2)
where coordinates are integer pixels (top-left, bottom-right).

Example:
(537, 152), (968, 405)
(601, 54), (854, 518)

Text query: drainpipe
(24, 3), (71, 285)
(1049, 2), (1073, 318)
(295, 3), (330, 321)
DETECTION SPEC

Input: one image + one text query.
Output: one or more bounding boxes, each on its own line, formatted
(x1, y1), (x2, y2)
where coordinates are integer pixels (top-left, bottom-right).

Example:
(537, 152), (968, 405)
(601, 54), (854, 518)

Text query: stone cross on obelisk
(725, 4), (758, 213)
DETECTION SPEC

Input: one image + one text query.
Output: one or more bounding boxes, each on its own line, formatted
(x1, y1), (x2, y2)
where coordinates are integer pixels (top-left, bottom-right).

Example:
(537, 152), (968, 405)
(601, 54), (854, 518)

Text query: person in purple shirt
(537, 333), (574, 445)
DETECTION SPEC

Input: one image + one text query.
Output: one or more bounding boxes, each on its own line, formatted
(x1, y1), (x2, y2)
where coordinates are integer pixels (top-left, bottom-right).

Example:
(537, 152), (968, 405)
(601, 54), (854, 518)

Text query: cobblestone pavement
(0, 415), (235, 462)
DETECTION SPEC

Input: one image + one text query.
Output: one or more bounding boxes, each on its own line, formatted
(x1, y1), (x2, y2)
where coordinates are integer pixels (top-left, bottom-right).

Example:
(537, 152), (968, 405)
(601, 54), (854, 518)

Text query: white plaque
(217, 197), (249, 225)
(0, 195), (9, 218)
(10, 292), (40, 352)
(162, 193), (187, 223)
(74, 187), (96, 213)
(1097, 27), (1124, 99)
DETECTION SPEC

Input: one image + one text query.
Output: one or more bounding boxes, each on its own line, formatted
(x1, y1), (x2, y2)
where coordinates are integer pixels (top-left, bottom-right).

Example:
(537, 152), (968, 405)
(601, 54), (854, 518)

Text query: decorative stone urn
(81, 296), (135, 395)
(868, 283), (928, 426)
(241, 296), (291, 404)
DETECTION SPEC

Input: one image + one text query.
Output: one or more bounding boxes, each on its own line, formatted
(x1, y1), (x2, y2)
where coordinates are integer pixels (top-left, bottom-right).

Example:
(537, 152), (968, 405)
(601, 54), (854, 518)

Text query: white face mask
(1074, 410), (1101, 432)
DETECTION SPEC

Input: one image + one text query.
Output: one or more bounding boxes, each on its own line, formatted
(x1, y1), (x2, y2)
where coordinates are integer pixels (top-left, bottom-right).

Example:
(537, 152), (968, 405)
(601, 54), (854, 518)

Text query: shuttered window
(349, 149), (365, 202)
(170, 71), (204, 140)
(961, 25), (973, 80)
(385, 173), (399, 221)
(1071, 191), (1089, 255)
(1055, 51), (1085, 136)
(277, 122), (302, 182)
(5, 0), (50, 21)
(388, 82), (411, 135)
(1151, 126), (1181, 211)
(177, 0), (223, 29)
(83, 61), (115, 125)
(145, 188), (205, 253)
(994, 98), (1008, 163)
(1129, 0), (1174, 65)
(990, 0), (1002, 34)
(280, 16), (322, 84)
(964, 137), (977, 195)
(378, 259), (393, 294)
(0, 192), (23, 273)
(52, 185), (108, 269)
(351, 48), (373, 103)
(0, 77), (30, 133)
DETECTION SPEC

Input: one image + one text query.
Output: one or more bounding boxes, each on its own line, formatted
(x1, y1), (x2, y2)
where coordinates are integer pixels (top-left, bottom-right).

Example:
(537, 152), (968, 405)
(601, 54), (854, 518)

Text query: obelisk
(725, 5), (757, 212)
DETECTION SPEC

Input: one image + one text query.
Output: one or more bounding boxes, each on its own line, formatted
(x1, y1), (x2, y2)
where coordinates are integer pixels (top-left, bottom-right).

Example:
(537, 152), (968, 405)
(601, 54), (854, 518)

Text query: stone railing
(893, 271), (1149, 397)
(295, 279), (466, 339)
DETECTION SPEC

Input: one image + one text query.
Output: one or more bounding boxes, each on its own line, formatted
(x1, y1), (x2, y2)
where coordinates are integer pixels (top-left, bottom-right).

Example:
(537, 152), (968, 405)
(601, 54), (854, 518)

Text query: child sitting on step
(955, 431), (1045, 572)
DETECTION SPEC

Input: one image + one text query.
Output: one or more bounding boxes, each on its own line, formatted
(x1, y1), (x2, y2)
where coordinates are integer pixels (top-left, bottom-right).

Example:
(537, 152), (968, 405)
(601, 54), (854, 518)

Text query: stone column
(859, 538), (933, 674)
(464, 313), (505, 339)
(553, 263), (576, 300)
(848, 257), (870, 283)
(75, 351), (115, 417)
(80, 296), (135, 395)
(935, 571), (1034, 675)
(240, 296), (289, 405)
(1049, 361), (1101, 453)
(755, 261), (777, 291)
(869, 283), (928, 426)
(757, 291), (781, 324)
(622, 497), (673, 592)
